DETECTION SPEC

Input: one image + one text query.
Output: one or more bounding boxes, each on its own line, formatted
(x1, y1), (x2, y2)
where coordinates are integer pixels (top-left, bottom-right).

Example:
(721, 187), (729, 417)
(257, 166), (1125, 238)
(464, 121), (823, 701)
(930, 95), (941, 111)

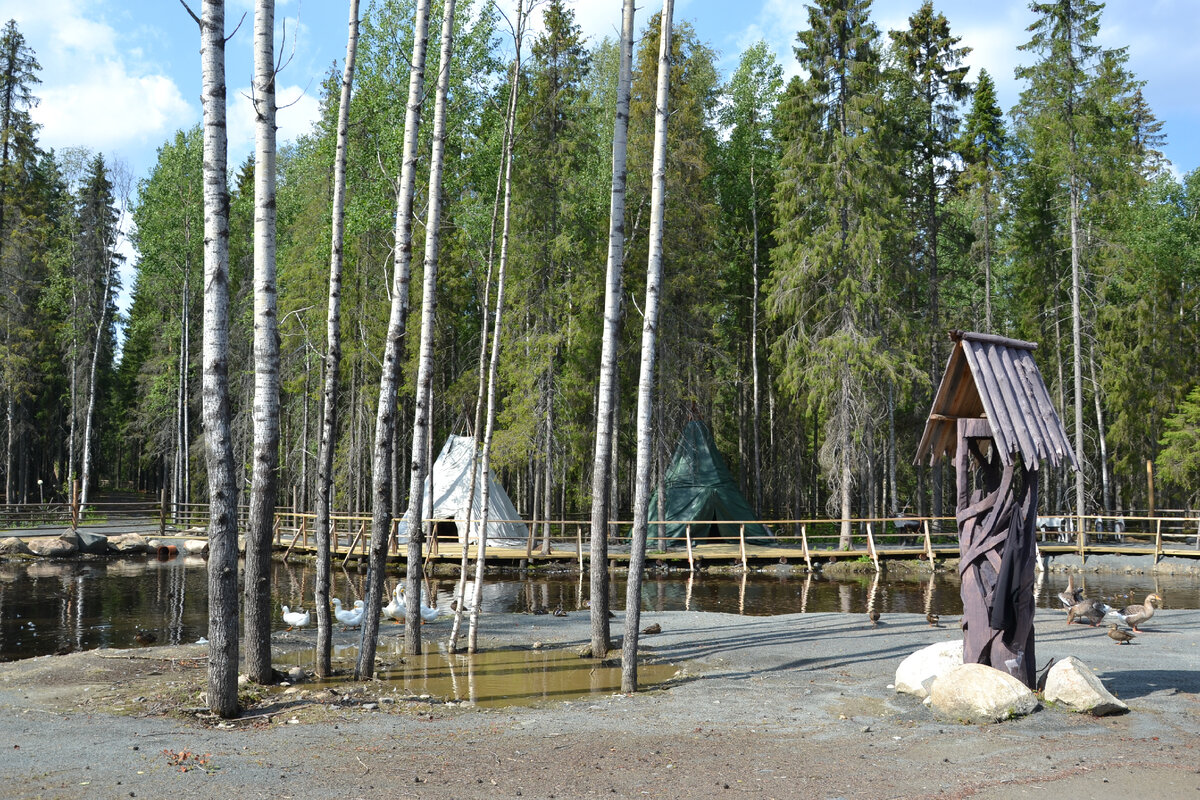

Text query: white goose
(399, 585), (441, 624)
(332, 598), (365, 629)
(381, 586), (405, 624)
(281, 604), (311, 631)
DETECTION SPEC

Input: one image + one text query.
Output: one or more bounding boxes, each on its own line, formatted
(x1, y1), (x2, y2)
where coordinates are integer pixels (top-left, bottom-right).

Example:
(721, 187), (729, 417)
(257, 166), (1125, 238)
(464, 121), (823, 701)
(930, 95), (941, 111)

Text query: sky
(1, 0), (1198, 308)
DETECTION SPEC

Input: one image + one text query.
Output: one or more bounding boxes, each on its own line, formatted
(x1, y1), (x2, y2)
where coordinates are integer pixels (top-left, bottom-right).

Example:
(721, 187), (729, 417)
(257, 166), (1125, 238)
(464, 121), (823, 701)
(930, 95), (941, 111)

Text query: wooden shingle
(915, 331), (1077, 471)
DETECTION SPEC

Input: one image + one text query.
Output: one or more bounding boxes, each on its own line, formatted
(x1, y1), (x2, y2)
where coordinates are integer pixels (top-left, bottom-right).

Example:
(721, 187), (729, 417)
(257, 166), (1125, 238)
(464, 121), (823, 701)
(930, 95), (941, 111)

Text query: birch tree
(357, 0), (430, 680)
(400, 0), (457, 655)
(467, 0), (528, 655)
(622, 0), (672, 694)
(244, 0), (280, 686)
(587, 0), (635, 659)
(314, 0), (360, 681)
(185, 0), (239, 718)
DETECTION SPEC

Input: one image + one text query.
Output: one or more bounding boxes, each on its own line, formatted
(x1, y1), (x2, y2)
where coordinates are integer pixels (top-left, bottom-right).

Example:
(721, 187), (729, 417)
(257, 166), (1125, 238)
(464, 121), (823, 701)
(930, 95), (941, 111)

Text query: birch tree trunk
(355, 0), (429, 680)
(195, 0), (239, 719)
(622, 0), (673, 694)
(399, 0), (456, 656)
(314, 0), (359, 680)
(244, 0), (280, 685)
(467, 0), (526, 654)
(79, 260), (113, 508)
(588, 0), (635, 658)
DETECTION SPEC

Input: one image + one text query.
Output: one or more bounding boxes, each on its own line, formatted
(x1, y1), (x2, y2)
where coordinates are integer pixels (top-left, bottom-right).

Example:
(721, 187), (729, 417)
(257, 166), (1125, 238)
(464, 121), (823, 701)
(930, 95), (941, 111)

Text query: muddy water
(2, 556), (1197, 662)
(270, 643), (680, 708)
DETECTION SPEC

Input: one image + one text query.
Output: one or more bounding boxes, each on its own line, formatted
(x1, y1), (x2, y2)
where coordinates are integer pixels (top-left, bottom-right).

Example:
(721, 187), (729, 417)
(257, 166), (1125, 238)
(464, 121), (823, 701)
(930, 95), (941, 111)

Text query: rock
(108, 533), (150, 554)
(895, 640), (963, 698)
(182, 539), (208, 555)
(1043, 656), (1128, 715)
(929, 663), (1038, 724)
(287, 666), (305, 684)
(577, 643), (594, 658)
(26, 535), (79, 558)
(0, 536), (33, 556)
(72, 529), (110, 555)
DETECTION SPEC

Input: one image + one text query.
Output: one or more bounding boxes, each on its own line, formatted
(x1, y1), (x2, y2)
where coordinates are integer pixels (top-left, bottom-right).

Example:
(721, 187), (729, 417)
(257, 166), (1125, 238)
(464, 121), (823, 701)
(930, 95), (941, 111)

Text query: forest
(2, 0), (1199, 531)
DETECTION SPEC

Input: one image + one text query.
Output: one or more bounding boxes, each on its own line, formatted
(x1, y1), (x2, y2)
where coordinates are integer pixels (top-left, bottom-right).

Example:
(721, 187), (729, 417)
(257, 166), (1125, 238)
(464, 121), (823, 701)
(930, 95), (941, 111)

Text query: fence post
(71, 480), (80, 533)
(866, 522), (880, 573)
(685, 523), (694, 572)
(1154, 518), (1162, 563)
(159, 487), (167, 538)
(801, 523), (812, 572)
(923, 520), (935, 563)
(738, 522), (747, 573)
(576, 523), (584, 571)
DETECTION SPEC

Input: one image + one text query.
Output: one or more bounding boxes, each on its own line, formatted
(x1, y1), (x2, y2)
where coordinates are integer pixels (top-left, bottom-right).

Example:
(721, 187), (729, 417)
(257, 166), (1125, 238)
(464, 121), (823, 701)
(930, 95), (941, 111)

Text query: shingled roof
(915, 331), (1078, 471)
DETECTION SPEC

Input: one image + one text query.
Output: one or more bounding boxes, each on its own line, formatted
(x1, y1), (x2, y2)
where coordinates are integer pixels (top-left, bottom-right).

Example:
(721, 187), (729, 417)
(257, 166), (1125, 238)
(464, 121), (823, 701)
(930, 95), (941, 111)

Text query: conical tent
(395, 435), (528, 548)
(647, 421), (773, 546)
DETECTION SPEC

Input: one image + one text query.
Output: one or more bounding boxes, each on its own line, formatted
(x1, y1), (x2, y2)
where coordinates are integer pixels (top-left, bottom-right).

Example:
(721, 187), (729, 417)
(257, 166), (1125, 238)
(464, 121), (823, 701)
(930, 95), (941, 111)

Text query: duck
(530, 603), (549, 615)
(926, 613), (941, 628)
(868, 610), (881, 626)
(552, 602), (568, 618)
(332, 598), (365, 629)
(1057, 574), (1085, 609)
(1066, 598), (1112, 627)
(1107, 623), (1136, 645)
(382, 586), (405, 624)
(134, 629), (157, 646)
(1106, 593), (1161, 632)
(397, 585), (440, 624)
(281, 605), (311, 631)
(641, 622), (661, 635)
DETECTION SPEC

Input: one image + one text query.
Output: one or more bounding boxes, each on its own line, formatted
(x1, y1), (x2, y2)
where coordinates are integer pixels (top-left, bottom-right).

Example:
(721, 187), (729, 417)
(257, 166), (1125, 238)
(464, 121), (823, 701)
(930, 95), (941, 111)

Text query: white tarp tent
(395, 435), (528, 548)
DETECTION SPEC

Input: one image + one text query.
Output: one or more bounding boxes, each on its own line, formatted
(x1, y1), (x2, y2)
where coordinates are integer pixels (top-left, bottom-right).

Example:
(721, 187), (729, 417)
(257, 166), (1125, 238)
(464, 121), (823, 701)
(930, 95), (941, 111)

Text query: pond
(2, 555), (1196, 662)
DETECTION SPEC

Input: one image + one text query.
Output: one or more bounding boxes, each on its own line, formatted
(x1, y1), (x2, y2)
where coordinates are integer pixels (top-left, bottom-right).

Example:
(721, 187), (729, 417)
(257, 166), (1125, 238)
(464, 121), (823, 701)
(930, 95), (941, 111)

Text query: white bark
(402, 0), (457, 656)
(355, 0), (429, 681)
(467, 0), (527, 654)
(245, 0), (280, 685)
(196, 0), (239, 719)
(78, 256), (112, 508)
(588, 0), (635, 658)
(314, 0), (359, 680)
(622, 0), (673, 694)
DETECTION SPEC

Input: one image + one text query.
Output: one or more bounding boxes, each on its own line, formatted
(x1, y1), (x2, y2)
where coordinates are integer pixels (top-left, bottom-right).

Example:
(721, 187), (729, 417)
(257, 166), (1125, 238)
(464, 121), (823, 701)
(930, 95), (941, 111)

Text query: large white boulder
(895, 639), (963, 698)
(1043, 656), (1128, 715)
(929, 663), (1038, 724)
(0, 536), (33, 556)
(26, 535), (78, 557)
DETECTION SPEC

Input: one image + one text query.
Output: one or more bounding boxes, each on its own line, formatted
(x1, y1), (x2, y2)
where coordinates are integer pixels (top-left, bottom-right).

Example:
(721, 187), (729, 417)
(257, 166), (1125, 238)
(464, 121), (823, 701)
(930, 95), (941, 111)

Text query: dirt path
(1, 609), (1198, 799)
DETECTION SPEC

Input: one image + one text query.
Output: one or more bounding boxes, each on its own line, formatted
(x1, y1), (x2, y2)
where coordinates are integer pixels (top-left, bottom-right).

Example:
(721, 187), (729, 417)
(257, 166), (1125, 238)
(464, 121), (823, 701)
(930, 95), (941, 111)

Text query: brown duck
(1066, 598), (1112, 627)
(1107, 623), (1136, 645)
(926, 613), (941, 628)
(868, 610), (881, 626)
(1107, 593), (1160, 632)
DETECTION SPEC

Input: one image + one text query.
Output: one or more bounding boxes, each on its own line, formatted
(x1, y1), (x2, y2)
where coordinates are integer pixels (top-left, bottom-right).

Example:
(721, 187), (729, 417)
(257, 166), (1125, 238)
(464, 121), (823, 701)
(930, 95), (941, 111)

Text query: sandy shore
(1, 608), (1198, 799)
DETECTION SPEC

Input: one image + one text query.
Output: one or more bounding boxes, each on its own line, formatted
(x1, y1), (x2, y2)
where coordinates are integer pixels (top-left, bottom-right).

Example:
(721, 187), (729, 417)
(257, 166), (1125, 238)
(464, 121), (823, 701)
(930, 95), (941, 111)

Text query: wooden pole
(71, 480), (80, 532)
(576, 523), (583, 571)
(923, 519), (934, 563)
(1154, 517), (1162, 563)
(801, 523), (812, 572)
(282, 521), (304, 562)
(159, 487), (168, 538)
(1147, 459), (1155, 518)
(684, 523), (694, 572)
(866, 522), (880, 572)
(738, 522), (747, 573)
(342, 521), (366, 568)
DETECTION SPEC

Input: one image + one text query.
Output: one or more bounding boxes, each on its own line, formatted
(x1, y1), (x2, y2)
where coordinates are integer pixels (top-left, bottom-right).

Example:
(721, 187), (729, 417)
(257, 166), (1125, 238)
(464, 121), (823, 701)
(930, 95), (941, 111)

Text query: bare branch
(178, 0), (200, 26)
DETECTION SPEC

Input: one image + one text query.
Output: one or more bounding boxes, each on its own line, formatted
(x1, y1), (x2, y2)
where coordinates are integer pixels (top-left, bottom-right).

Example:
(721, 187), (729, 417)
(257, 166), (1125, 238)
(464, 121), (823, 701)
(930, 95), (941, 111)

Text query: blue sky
(2, 0), (1197, 237)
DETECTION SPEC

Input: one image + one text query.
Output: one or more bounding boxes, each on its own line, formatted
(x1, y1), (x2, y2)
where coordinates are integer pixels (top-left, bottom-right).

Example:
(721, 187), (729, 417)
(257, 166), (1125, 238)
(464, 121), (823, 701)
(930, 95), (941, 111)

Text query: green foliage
(1158, 384), (1200, 505)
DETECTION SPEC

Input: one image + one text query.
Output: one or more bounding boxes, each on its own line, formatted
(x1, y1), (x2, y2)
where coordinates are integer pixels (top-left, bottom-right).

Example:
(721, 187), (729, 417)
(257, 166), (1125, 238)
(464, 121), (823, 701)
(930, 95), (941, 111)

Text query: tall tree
(958, 68), (1006, 332)
(244, 0), (279, 686)
(588, 0), (635, 657)
(314, 0), (360, 680)
(357, 0), (430, 679)
(768, 0), (908, 547)
(622, 0), (673, 695)
(187, 0), (239, 718)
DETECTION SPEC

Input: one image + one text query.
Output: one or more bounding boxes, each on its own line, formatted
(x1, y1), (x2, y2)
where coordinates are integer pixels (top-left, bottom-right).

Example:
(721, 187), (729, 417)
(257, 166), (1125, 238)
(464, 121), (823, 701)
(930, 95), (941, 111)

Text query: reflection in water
(274, 643), (677, 708)
(0, 556), (1197, 662)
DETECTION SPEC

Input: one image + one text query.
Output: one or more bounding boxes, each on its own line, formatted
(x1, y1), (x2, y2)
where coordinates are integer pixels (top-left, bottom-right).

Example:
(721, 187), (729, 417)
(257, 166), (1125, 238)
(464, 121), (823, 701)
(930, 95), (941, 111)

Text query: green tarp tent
(647, 420), (773, 546)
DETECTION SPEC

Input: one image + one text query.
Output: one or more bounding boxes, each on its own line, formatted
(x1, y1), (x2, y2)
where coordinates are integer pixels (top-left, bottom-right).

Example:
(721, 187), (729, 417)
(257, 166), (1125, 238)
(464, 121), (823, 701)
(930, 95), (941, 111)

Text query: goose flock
(1058, 574), (1163, 643)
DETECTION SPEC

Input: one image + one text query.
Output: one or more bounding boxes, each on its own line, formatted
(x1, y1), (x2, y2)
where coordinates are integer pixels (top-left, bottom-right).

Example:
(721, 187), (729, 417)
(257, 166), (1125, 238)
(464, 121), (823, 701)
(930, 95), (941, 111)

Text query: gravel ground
(1, 608), (1198, 799)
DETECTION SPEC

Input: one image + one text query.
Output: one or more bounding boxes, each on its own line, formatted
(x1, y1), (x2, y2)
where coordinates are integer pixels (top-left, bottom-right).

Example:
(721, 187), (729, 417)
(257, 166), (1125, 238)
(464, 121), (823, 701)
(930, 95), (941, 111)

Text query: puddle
(271, 643), (680, 708)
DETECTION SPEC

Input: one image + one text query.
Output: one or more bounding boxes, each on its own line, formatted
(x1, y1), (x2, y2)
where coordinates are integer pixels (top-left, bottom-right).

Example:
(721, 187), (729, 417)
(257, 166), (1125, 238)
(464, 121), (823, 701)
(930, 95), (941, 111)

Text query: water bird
(530, 604), (549, 615)
(382, 586), (405, 624)
(1107, 623), (1136, 645)
(134, 629), (157, 646)
(926, 613), (941, 628)
(398, 585), (440, 624)
(1106, 593), (1160, 632)
(1066, 598), (1112, 627)
(332, 598), (365, 629)
(1057, 574), (1085, 609)
(868, 610), (881, 626)
(552, 603), (568, 617)
(281, 605), (311, 631)
(642, 623), (661, 635)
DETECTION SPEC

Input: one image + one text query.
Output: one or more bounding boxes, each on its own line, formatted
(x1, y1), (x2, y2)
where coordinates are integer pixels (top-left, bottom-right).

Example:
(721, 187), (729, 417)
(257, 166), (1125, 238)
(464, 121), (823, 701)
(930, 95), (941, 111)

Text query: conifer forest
(3, 0), (1200, 529)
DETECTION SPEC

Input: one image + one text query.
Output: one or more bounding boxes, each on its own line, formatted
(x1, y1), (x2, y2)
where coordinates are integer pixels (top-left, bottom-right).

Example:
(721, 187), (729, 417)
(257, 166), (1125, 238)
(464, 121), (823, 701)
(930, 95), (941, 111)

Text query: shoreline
(1, 609), (1198, 798)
